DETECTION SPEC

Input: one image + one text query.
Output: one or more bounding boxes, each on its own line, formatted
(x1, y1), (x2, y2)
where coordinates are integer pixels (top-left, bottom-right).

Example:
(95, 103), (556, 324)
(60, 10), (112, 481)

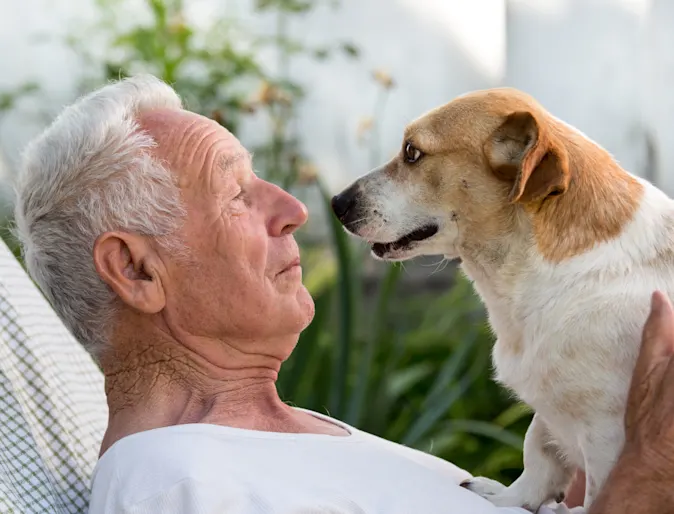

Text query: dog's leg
(579, 418), (625, 509)
(462, 414), (573, 511)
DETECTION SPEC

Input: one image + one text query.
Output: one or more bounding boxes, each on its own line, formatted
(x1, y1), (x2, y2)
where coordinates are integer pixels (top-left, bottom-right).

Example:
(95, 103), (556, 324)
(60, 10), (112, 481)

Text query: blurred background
(0, 0), (670, 485)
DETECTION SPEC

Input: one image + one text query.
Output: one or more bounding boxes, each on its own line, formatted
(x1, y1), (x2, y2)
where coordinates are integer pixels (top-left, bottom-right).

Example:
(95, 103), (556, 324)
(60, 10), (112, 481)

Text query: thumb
(634, 291), (674, 381)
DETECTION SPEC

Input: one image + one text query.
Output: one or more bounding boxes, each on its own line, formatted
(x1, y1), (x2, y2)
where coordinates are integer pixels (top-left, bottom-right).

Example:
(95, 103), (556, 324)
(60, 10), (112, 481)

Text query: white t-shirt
(88, 409), (560, 514)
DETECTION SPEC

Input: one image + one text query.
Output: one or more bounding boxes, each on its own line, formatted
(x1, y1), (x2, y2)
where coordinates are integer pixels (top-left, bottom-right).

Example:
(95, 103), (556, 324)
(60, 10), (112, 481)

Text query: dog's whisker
(345, 215), (371, 228)
(367, 218), (386, 242)
(421, 257), (446, 268)
(437, 259), (450, 274)
(430, 258), (447, 276)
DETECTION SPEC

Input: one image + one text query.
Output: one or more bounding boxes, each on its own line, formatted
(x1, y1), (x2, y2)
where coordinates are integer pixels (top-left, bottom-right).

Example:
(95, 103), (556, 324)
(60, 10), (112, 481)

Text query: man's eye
(404, 142), (423, 163)
(232, 189), (250, 206)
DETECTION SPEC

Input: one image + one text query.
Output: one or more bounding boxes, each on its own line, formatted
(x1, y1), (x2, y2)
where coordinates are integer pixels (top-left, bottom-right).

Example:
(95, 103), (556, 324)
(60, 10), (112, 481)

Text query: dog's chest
(464, 188), (674, 415)
(488, 271), (674, 424)
(490, 331), (560, 408)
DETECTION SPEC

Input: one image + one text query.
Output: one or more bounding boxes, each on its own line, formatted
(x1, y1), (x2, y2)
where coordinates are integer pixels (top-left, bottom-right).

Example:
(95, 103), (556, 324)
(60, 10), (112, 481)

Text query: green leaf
(341, 42), (360, 58)
(443, 420), (524, 450)
(313, 48), (330, 60)
(344, 263), (401, 425)
(401, 374), (473, 447)
(494, 402), (533, 428)
(388, 363), (434, 399)
(421, 333), (475, 411)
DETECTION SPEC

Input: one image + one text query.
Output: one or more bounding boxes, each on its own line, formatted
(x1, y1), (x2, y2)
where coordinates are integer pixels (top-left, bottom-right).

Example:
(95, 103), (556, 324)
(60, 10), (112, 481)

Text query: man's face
(140, 109), (314, 353)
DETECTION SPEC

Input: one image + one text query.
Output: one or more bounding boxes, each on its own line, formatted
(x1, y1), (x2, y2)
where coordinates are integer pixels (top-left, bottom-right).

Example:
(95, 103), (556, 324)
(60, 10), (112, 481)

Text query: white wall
(1, 0), (672, 199)
(644, 0), (674, 193)
(506, 0), (651, 180)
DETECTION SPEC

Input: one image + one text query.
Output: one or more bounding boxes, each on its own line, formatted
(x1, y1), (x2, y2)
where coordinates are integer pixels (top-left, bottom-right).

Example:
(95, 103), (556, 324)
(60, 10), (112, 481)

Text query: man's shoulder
(93, 424), (246, 482)
(89, 425), (251, 512)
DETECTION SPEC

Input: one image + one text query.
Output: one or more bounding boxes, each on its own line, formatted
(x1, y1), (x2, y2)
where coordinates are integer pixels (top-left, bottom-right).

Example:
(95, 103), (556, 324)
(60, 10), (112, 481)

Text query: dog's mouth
(371, 223), (439, 258)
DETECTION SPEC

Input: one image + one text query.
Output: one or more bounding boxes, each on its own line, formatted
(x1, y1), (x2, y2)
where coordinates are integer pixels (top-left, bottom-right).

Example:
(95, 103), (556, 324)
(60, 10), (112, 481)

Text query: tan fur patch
(524, 125), (644, 262)
(555, 387), (607, 418)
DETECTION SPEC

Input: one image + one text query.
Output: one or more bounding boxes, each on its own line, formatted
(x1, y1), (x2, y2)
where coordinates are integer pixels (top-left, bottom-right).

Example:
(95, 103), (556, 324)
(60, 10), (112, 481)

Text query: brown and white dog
(331, 87), (674, 512)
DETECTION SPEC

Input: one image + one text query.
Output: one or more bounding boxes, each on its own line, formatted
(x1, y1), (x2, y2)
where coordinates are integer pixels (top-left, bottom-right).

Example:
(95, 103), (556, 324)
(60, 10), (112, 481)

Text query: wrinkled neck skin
(98, 311), (346, 456)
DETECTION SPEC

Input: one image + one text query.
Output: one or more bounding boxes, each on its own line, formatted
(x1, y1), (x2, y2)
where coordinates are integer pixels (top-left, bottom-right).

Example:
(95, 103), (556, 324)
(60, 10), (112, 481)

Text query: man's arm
(588, 291), (674, 514)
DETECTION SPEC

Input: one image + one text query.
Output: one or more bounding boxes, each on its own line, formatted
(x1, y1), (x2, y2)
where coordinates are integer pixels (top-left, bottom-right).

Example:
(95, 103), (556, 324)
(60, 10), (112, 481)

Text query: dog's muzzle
(331, 184), (361, 226)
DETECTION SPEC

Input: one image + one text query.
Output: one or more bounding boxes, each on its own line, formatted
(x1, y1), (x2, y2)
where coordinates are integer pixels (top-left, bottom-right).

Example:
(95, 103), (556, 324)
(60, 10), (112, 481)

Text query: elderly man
(11, 75), (674, 514)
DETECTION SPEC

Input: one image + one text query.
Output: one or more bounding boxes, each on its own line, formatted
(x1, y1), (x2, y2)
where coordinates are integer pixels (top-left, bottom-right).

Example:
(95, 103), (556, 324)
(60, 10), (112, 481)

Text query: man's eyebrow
(218, 151), (253, 174)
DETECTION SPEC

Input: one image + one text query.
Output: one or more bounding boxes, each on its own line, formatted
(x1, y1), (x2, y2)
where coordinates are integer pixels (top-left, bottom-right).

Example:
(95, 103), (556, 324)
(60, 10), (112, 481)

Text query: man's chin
(296, 286), (316, 328)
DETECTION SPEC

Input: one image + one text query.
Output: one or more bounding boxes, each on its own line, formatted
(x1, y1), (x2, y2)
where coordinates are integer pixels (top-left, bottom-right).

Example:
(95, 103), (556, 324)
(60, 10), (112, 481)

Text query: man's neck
(98, 326), (347, 456)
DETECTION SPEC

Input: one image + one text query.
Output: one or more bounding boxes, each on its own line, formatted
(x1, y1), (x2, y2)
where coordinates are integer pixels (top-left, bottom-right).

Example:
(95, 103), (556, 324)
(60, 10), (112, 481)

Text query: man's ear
(93, 231), (166, 314)
(484, 111), (570, 204)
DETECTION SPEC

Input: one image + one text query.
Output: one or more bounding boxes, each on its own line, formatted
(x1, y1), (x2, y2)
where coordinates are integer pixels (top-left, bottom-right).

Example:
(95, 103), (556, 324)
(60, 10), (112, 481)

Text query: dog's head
(331, 88), (618, 263)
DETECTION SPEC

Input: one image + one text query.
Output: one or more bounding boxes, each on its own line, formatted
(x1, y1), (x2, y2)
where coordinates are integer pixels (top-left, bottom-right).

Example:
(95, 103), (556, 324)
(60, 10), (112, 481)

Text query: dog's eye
(404, 143), (422, 163)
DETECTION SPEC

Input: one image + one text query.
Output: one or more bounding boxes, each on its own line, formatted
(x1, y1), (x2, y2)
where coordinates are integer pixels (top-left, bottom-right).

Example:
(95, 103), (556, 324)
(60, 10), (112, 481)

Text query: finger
(634, 291), (674, 382)
(564, 470), (585, 508)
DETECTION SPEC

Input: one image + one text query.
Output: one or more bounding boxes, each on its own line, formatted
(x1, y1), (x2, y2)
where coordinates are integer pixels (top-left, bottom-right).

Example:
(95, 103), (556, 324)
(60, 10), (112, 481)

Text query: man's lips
(279, 257), (301, 274)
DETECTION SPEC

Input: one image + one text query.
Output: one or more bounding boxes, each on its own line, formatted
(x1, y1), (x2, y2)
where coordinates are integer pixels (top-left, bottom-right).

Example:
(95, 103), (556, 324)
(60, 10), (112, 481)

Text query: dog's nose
(331, 191), (355, 221)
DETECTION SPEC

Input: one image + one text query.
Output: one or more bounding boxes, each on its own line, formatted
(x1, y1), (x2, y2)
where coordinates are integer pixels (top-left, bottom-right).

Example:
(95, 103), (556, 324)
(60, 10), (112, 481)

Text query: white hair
(13, 74), (187, 359)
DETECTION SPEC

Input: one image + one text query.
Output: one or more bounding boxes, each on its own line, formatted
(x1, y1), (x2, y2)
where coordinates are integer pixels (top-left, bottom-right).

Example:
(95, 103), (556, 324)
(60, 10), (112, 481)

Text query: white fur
(13, 74), (187, 358)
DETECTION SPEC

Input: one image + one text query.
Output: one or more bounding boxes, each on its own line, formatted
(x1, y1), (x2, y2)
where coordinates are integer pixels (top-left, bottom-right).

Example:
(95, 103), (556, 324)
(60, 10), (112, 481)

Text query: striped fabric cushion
(0, 239), (107, 513)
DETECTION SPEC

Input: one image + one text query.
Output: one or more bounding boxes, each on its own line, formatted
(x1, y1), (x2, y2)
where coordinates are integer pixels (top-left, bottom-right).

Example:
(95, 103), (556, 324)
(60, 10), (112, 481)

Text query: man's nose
(331, 186), (358, 222)
(267, 182), (308, 236)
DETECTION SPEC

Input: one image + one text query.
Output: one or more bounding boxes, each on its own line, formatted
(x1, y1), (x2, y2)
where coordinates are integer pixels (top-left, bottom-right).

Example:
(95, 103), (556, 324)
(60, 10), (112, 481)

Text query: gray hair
(13, 74), (187, 359)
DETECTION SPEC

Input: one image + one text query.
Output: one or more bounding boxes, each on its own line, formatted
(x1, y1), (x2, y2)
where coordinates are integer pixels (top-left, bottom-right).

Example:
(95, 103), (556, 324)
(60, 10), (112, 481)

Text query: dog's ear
(484, 111), (570, 204)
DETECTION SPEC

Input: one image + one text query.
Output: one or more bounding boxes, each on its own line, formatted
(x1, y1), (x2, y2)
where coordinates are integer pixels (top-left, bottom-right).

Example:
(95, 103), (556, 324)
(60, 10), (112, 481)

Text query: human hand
(623, 290), (674, 474)
(587, 291), (674, 514)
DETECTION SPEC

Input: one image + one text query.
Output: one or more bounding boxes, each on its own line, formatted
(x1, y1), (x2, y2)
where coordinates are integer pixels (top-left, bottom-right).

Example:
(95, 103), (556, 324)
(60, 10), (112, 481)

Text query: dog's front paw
(460, 476), (550, 512)
(544, 505), (585, 514)
(460, 476), (507, 499)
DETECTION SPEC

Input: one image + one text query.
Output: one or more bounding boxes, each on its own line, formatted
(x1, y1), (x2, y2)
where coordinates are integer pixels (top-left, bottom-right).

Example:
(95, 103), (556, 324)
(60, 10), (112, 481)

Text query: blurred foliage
(0, 83), (40, 113)
(65, 0), (359, 191)
(0, 0), (529, 485)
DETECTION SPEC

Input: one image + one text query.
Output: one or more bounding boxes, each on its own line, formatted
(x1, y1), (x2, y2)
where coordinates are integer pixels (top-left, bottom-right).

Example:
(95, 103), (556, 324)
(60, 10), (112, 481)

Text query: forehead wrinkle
(181, 122), (219, 171)
(178, 126), (226, 194)
(137, 109), (241, 195)
(141, 116), (202, 183)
